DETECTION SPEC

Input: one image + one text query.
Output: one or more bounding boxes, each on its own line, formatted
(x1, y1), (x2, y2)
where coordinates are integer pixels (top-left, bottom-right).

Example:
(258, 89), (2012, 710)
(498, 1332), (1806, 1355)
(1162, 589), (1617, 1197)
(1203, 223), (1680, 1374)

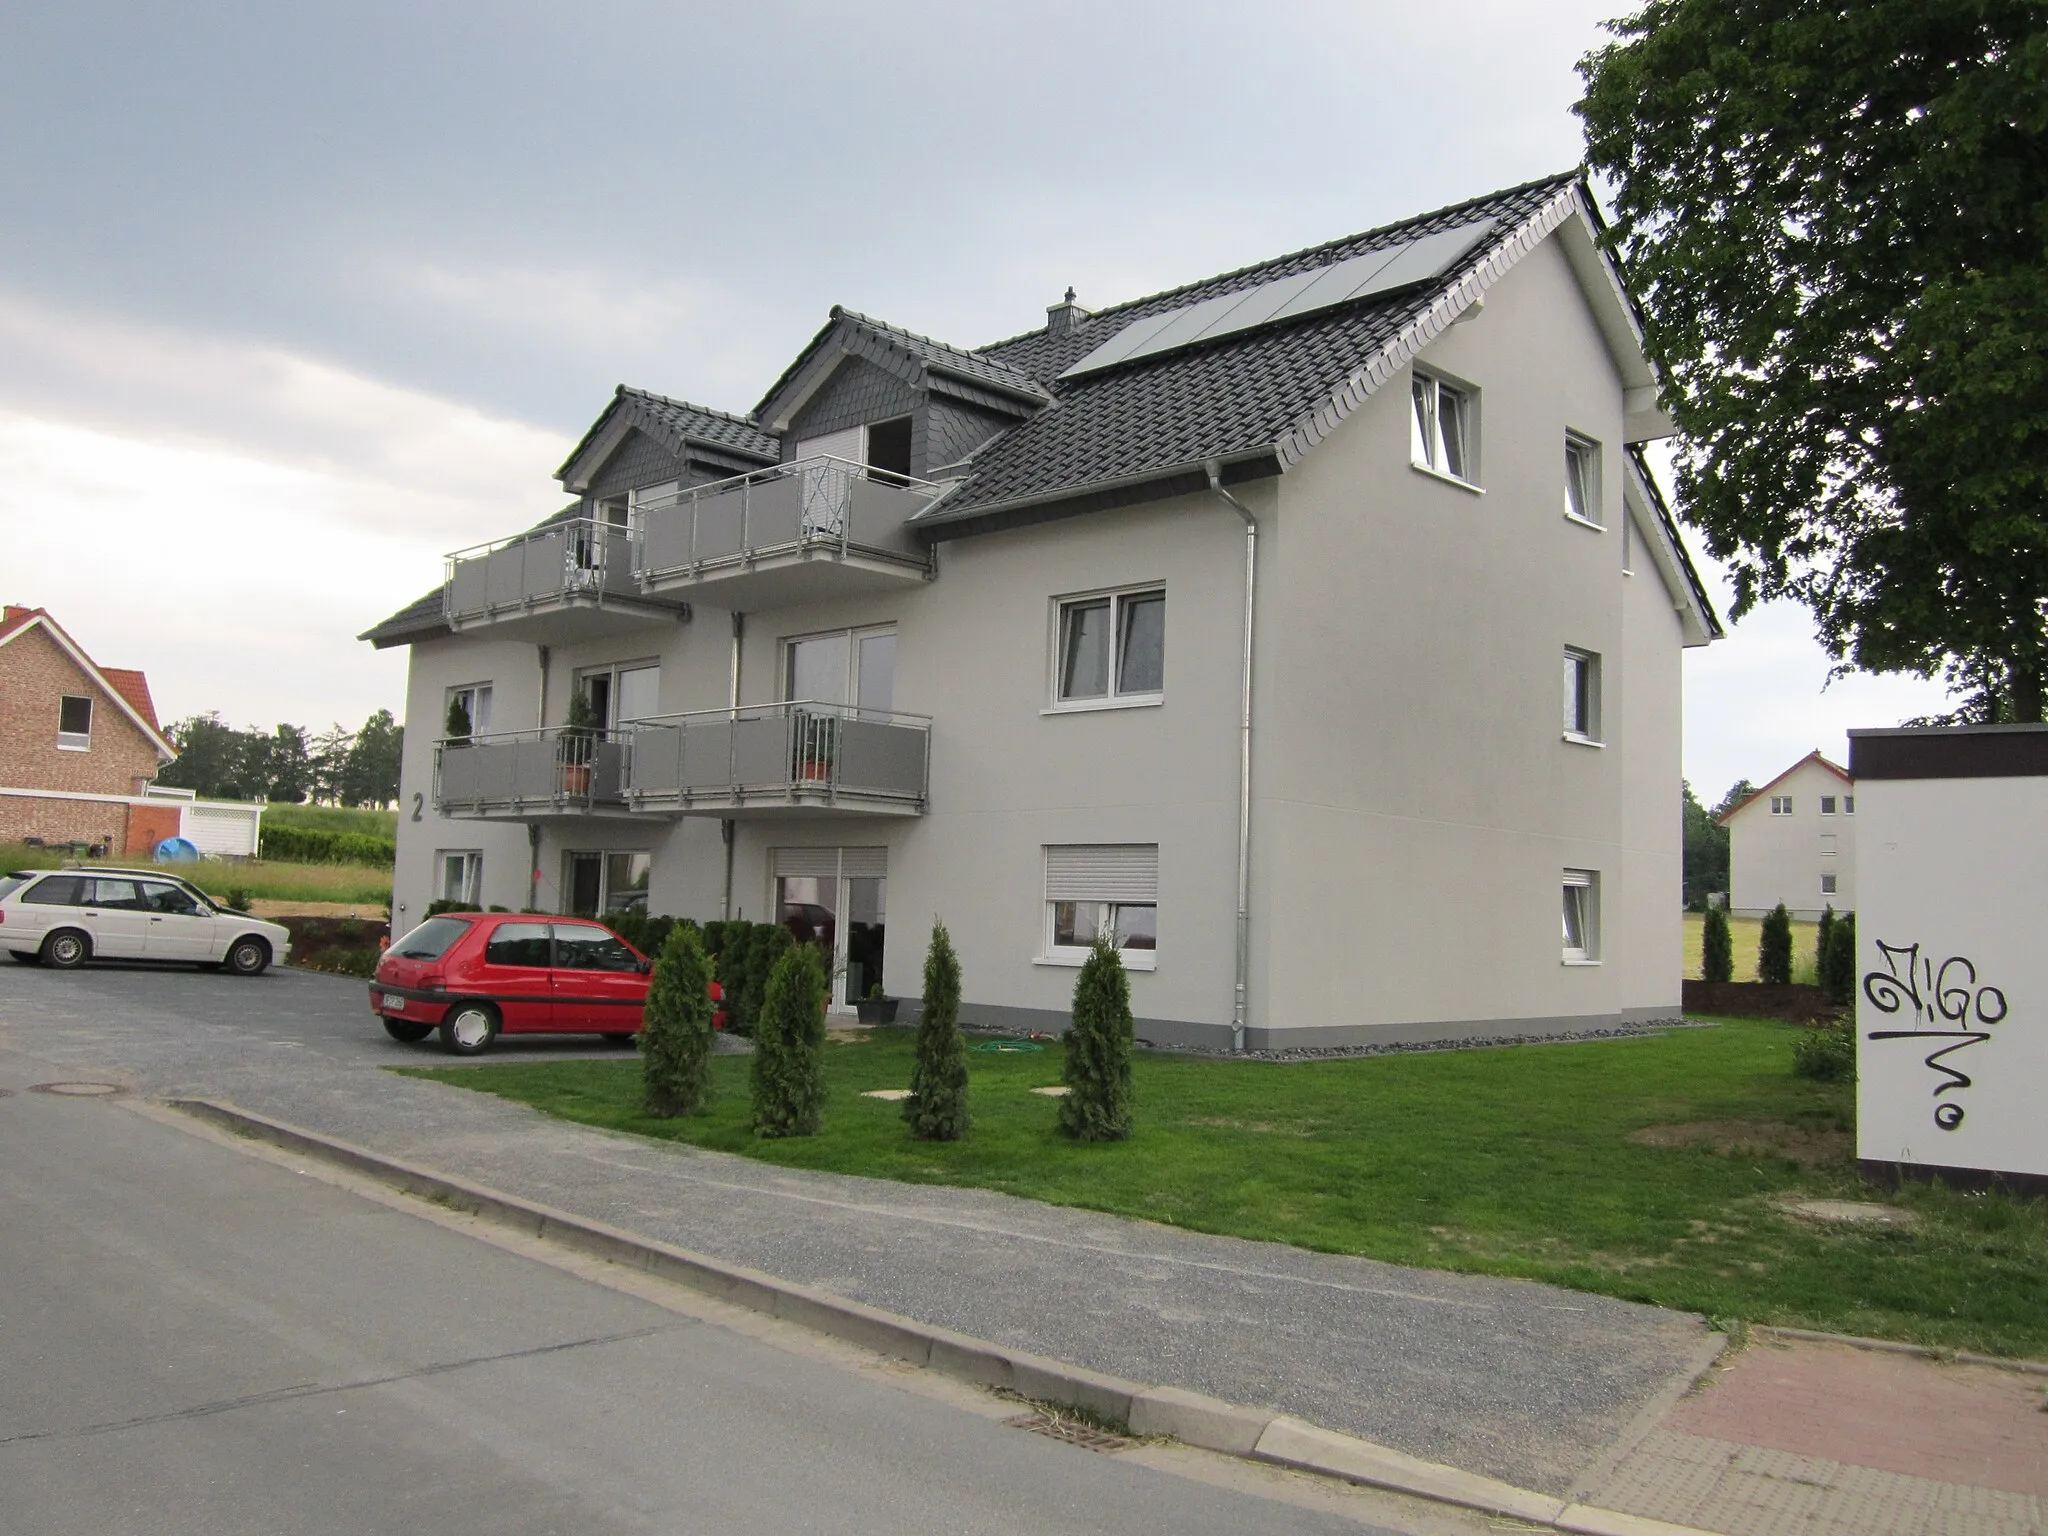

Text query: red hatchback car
(370, 912), (654, 1055)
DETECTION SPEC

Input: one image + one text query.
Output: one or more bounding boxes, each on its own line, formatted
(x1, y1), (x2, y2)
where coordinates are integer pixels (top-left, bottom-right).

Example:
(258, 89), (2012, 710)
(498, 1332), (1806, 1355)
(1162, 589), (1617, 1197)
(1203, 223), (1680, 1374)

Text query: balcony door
(772, 847), (887, 1009)
(784, 627), (894, 716)
(579, 662), (660, 735)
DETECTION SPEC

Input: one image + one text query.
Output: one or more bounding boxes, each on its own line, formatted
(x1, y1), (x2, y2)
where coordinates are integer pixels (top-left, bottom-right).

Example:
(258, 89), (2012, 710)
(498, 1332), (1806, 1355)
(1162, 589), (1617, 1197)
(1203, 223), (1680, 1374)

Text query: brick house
(0, 605), (187, 854)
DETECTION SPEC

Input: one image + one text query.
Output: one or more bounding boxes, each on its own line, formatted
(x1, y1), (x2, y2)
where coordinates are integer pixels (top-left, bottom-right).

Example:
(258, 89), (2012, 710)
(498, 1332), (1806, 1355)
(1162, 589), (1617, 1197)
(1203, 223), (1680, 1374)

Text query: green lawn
(1682, 911), (1824, 984)
(0, 842), (390, 906)
(406, 1021), (2048, 1358)
(261, 803), (398, 839)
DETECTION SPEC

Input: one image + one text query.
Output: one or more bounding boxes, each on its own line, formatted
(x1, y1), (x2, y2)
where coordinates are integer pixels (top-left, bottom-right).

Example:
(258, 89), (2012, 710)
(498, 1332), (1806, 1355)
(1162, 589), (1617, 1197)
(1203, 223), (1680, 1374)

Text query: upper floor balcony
(622, 700), (929, 818)
(633, 456), (942, 610)
(434, 726), (631, 821)
(443, 518), (689, 643)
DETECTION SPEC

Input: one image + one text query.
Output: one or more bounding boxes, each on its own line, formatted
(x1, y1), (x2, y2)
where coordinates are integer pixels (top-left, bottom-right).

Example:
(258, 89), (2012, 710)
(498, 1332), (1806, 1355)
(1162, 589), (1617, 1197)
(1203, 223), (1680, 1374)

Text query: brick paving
(1588, 1337), (2048, 1535)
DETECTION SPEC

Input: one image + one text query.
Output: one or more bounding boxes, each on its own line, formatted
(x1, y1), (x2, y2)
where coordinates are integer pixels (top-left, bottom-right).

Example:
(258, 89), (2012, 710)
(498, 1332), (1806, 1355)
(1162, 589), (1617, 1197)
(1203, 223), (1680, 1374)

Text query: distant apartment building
(0, 605), (261, 857)
(363, 172), (1721, 1050)
(1718, 751), (1856, 918)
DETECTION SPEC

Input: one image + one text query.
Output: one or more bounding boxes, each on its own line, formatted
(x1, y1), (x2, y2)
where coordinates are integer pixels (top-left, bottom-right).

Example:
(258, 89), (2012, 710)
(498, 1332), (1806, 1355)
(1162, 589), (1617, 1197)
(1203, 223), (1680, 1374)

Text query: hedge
(259, 822), (396, 867)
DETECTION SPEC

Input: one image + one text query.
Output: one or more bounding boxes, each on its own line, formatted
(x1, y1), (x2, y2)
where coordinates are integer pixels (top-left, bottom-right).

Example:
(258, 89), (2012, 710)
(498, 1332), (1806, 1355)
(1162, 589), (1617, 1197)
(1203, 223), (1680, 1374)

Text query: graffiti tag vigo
(1862, 942), (2008, 1132)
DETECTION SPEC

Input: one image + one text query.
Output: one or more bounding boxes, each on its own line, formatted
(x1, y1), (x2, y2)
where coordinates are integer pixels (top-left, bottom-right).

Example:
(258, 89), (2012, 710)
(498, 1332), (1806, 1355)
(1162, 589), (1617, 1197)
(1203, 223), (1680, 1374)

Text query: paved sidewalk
(1586, 1335), (2048, 1535)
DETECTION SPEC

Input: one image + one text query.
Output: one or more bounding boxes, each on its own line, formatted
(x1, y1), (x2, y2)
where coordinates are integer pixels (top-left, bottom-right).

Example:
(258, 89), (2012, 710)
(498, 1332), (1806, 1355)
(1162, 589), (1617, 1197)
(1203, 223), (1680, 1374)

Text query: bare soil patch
(1629, 1119), (1852, 1167)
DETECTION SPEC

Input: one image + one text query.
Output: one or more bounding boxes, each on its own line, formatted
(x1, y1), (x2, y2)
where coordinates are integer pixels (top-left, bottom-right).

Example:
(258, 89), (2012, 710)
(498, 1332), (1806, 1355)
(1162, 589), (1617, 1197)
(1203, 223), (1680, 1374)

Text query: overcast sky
(0, 0), (1952, 802)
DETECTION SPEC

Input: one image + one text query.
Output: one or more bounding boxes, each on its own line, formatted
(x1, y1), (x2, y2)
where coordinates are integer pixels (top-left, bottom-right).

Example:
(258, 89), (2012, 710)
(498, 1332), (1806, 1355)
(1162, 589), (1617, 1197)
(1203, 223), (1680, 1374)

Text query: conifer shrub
(751, 944), (826, 1138)
(1815, 904), (1836, 975)
(1701, 905), (1733, 983)
(1758, 902), (1794, 985)
(641, 924), (713, 1117)
(1820, 912), (1857, 1007)
(1058, 937), (1134, 1142)
(906, 921), (970, 1141)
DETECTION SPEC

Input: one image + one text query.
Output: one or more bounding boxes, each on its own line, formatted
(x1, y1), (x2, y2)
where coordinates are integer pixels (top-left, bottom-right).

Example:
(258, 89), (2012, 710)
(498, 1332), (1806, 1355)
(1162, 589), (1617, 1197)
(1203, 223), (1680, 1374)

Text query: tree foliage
(642, 924), (714, 1117)
(1579, 3), (2048, 718)
(1682, 779), (1730, 909)
(750, 944), (826, 1138)
(906, 921), (970, 1141)
(1702, 905), (1734, 983)
(155, 708), (402, 806)
(1758, 902), (1795, 986)
(1820, 911), (1859, 1006)
(1058, 939), (1134, 1142)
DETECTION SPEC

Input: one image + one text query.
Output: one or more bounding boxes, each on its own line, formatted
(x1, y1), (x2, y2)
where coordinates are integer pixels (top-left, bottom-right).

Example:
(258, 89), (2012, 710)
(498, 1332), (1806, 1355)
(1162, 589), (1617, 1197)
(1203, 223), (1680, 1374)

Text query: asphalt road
(0, 957), (1712, 1495)
(0, 1058), (1392, 1536)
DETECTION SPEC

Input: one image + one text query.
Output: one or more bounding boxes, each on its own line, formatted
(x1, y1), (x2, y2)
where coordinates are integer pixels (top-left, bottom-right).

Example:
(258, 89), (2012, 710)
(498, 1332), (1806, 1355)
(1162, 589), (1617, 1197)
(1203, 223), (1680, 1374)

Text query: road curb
(1756, 1324), (2048, 1378)
(167, 1096), (1721, 1536)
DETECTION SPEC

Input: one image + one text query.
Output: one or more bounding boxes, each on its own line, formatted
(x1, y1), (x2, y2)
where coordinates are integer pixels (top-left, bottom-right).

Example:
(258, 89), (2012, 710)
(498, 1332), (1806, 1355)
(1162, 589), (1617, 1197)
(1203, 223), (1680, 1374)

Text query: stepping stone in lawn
(1029, 1085), (1070, 1097)
(861, 1088), (912, 1101)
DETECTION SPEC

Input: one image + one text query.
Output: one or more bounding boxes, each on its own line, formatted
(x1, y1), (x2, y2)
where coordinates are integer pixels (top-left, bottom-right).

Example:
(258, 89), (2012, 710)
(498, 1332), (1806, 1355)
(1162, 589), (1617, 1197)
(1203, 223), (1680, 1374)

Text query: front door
(139, 879), (218, 960)
(478, 921), (554, 1031)
(549, 923), (647, 1032)
(775, 860), (886, 1009)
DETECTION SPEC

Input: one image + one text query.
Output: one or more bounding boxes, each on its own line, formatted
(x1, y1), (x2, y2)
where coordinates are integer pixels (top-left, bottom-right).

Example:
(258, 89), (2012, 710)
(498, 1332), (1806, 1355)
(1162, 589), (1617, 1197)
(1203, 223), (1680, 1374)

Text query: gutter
(1205, 461), (1258, 1055)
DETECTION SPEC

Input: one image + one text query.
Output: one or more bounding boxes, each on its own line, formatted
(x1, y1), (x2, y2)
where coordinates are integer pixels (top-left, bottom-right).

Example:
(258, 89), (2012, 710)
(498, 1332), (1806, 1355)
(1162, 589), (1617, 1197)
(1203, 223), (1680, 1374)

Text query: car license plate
(385, 996), (405, 1013)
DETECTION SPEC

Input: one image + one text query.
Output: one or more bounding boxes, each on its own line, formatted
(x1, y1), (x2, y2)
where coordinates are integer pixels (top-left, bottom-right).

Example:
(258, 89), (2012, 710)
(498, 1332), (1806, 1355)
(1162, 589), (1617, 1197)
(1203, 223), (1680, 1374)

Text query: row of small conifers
(638, 920), (1137, 1144)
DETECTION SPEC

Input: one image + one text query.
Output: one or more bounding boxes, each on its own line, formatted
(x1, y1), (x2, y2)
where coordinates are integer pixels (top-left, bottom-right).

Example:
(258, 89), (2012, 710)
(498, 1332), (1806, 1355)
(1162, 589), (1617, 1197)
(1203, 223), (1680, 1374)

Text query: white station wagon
(0, 867), (292, 974)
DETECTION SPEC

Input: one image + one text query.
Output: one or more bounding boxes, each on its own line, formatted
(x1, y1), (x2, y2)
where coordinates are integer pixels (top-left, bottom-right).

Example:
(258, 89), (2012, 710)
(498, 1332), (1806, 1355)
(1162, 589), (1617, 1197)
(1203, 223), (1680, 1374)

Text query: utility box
(1848, 724), (2048, 1193)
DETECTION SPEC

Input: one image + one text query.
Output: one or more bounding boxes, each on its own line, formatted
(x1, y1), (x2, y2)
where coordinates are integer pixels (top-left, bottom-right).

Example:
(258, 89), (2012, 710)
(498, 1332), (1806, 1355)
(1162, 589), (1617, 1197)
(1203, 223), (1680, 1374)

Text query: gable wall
(786, 356), (920, 454)
(1727, 758), (1857, 917)
(586, 428), (689, 500)
(0, 624), (164, 796)
(924, 398), (1014, 476)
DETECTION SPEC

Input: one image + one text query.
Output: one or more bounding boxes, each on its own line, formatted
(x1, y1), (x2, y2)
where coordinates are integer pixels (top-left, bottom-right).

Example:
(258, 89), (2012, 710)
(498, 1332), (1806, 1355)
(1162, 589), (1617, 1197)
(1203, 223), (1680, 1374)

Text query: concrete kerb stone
(166, 1098), (1722, 1536)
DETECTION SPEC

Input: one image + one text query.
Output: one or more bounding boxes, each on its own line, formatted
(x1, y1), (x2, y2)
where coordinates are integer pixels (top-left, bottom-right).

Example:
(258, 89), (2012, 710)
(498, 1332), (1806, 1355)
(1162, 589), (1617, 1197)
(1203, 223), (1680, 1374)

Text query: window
(89, 878), (148, 910)
(445, 683), (492, 741)
(1042, 844), (1158, 969)
(435, 850), (482, 907)
(1053, 588), (1164, 708)
(1562, 869), (1599, 962)
(1770, 796), (1793, 816)
(1562, 649), (1601, 742)
(784, 626), (896, 715)
(865, 417), (914, 483)
(139, 881), (202, 915)
(1564, 435), (1601, 527)
(1410, 372), (1474, 482)
(57, 694), (92, 750)
(390, 916), (472, 960)
(553, 924), (643, 972)
(1821, 873), (1838, 896)
(1819, 796), (1836, 815)
(21, 875), (86, 906)
(562, 850), (651, 917)
(485, 922), (552, 968)
(577, 662), (659, 733)
(1844, 795), (1855, 814)
(1820, 834), (1838, 856)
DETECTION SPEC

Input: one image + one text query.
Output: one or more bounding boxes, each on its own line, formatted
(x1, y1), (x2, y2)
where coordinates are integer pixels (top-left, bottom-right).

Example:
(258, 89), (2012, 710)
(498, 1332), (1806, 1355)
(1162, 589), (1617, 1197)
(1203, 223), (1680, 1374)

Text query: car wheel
(224, 937), (271, 976)
(438, 1003), (499, 1056)
(382, 1018), (435, 1044)
(8, 950), (41, 966)
(40, 930), (90, 970)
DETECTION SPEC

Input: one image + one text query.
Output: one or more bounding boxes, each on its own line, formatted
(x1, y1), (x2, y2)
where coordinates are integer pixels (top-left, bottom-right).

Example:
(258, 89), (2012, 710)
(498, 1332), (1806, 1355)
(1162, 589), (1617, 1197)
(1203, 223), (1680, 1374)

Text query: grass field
(0, 842), (391, 906)
(261, 803), (399, 838)
(1681, 911), (1827, 984)
(408, 1020), (2048, 1358)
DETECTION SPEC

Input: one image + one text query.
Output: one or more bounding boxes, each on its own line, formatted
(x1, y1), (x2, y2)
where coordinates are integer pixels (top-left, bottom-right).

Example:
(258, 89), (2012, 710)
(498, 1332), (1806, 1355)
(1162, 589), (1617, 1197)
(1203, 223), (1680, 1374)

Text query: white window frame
(1562, 648), (1602, 746)
(1843, 795), (1855, 814)
(1038, 844), (1158, 971)
(1564, 433), (1603, 529)
(435, 849), (482, 906)
(781, 624), (897, 715)
(445, 682), (493, 740)
(575, 659), (661, 731)
(1819, 796), (1837, 815)
(57, 694), (93, 752)
(1048, 586), (1166, 713)
(1410, 369), (1479, 488)
(563, 849), (652, 916)
(1562, 869), (1600, 964)
(1770, 796), (1793, 816)
(1821, 873), (1838, 896)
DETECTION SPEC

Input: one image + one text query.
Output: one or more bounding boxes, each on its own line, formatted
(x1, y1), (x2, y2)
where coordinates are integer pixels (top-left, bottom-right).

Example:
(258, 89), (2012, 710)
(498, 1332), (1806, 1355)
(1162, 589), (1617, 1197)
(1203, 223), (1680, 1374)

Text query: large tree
(1579, 3), (2048, 718)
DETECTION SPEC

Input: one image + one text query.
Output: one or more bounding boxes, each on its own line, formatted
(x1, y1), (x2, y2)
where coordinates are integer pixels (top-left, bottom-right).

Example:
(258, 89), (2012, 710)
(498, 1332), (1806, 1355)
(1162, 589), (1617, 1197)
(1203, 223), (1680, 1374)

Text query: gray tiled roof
(930, 173), (1580, 519)
(831, 309), (1050, 401)
(555, 386), (778, 483)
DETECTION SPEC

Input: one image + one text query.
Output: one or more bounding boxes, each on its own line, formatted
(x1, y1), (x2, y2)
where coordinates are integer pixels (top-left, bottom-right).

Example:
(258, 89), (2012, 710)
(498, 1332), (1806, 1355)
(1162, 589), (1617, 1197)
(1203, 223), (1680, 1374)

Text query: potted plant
(855, 981), (898, 1025)
(792, 708), (837, 783)
(444, 695), (472, 748)
(559, 689), (600, 795)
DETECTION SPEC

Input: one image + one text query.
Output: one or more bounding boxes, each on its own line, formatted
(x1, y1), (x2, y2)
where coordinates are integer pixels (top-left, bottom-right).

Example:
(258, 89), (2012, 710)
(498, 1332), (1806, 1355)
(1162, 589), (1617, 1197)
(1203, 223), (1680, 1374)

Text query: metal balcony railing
(434, 727), (627, 815)
(622, 700), (930, 812)
(443, 517), (640, 627)
(633, 456), (942, 583)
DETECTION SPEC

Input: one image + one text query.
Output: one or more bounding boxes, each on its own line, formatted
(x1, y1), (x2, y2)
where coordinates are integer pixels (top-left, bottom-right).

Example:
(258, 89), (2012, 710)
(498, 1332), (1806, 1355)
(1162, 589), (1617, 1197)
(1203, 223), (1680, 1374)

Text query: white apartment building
(1719, 751), (1857, 918)
(364, 172), (1721, 1050)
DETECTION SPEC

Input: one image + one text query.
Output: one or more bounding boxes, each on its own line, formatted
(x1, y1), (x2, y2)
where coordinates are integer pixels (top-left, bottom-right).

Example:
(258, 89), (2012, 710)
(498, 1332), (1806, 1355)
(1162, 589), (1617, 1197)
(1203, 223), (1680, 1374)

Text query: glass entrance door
(775, 869), (885, 1010)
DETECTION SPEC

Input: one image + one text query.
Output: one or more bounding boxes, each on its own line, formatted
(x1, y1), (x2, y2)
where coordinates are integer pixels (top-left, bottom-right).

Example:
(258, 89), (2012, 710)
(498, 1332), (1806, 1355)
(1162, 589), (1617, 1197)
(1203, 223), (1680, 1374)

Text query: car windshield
(390, 916), (472, 959)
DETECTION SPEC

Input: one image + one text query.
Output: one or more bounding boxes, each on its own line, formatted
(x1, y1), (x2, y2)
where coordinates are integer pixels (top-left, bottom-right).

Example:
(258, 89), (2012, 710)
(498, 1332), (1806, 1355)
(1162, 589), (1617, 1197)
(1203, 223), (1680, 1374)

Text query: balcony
(622, 700), (929, 818)
(444, 518), (687, 642)
(634, 457), (941, 610)
(434, 728), (632, 821)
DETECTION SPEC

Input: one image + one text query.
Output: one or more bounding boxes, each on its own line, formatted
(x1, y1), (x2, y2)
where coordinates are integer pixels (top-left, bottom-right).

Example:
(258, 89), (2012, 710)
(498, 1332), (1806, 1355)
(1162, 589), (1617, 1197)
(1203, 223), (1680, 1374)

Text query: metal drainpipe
(1206, 462), (1256, 1055)
(532, 645), (550, 910)
(722, 613), (742, 920)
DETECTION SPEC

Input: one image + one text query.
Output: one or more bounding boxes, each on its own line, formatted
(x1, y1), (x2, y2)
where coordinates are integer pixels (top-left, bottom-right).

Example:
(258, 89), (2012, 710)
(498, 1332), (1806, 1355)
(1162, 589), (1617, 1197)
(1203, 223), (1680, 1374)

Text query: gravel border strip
(164, 1095), (1716, 1536)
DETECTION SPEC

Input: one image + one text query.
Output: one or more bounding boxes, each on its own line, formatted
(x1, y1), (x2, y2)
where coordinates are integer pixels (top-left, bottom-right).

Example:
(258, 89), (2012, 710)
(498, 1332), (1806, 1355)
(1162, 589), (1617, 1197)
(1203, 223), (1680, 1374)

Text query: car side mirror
(637, 959), (653, 974)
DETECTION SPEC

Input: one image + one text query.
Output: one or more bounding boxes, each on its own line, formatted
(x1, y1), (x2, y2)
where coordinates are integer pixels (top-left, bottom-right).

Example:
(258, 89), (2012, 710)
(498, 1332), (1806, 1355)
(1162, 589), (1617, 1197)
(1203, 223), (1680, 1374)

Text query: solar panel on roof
(1059, 217), (1498, 380)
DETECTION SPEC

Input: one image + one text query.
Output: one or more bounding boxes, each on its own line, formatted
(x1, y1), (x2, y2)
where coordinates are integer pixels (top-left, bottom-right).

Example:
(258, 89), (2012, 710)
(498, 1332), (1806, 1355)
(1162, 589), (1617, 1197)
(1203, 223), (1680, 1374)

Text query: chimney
(1046, 287), (1090, 338)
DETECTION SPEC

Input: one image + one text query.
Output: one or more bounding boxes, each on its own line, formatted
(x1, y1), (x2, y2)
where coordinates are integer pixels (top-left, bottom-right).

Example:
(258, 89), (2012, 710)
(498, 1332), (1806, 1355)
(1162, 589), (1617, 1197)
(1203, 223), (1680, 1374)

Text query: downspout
(1205, 461), (1256, 1055)
(531, 646), (549, 910)
(722, 614), (742, 920)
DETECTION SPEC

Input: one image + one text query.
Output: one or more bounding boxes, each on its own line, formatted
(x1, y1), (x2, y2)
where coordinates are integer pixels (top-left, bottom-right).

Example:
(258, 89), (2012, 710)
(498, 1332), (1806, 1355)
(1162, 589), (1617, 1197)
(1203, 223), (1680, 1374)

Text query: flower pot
(559, 763), (592, 795)
(855, 997), (899, 1024)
